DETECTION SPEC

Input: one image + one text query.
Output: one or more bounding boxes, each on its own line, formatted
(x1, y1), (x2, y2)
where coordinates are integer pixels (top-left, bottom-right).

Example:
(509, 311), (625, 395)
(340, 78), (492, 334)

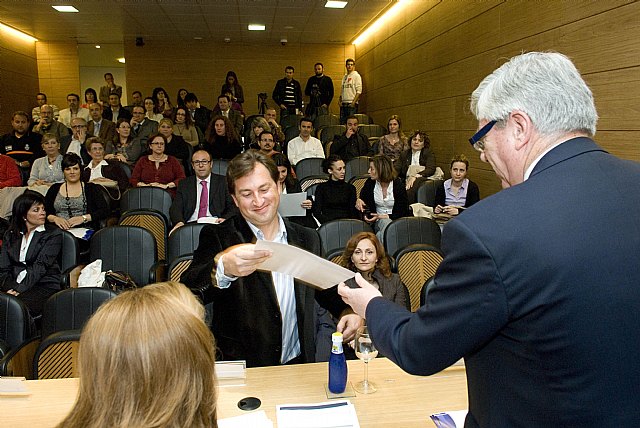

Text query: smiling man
(339, 52), (640, 427)
(182, 150), (361, 367)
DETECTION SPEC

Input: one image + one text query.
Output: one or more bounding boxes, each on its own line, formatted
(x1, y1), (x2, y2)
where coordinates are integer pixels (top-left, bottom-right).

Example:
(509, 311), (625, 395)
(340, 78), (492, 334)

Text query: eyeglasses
(176, 112), (186, 116)
(468, 120), (497, 152)
(192, 160), (211, 166)
(150, 142), (165, 146)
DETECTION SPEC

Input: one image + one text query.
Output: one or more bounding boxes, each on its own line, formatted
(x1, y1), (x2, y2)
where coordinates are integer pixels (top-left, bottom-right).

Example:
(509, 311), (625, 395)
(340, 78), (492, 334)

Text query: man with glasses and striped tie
(169, 149), (236, 234)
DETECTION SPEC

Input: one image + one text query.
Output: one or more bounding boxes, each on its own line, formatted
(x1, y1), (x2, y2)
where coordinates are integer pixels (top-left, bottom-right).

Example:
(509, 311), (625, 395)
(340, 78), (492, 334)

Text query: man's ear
(231, 194), (239, 208)
(510, 110), (533, 151)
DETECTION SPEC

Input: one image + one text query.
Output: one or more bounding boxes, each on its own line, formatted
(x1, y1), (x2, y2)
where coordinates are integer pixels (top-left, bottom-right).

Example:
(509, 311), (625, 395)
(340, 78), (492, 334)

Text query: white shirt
(287, 135), (325, 166)
(85, 160), (108, 181)
(66, 139), (83, 158)
(16, 224), (46, 283)
(215, 215), (300, 364)
(374, 180), (395, 215)
(524, 141), (566, 181)
(187, 175), (216, 222)
(341, 71), (362, 102)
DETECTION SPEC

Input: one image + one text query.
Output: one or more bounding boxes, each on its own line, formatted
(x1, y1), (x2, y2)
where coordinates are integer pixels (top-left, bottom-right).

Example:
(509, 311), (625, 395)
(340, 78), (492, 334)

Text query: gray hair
(470, 52), (598, 137)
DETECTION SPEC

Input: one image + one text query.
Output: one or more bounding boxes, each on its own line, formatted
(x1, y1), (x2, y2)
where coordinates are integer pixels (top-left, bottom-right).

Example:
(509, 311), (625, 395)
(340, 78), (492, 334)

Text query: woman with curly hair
(202, 115), (242, 160)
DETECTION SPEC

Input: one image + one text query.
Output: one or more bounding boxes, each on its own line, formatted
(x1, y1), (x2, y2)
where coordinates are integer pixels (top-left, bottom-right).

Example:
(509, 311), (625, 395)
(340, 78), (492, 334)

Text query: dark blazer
(434, 179), (480, 208)
(190, 107), (211, 135)
(87, 119), (116, 144)
(102, 106), (132, 122)
(169, 174), (237, 224)
(131, 118), (158, 148)
(331, 132), (372, 162)
(359, 177), (410, 220)
(395, 147), (436, 181)
(0, 225), (62, 294)
(181, 215), (349, 367)
(365, 137), (640, 427)
(44, 182), (110, 230)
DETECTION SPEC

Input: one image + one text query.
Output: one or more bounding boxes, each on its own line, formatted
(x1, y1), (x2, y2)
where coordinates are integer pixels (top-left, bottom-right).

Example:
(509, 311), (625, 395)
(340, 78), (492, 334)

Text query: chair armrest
(150, 260), (167, 284)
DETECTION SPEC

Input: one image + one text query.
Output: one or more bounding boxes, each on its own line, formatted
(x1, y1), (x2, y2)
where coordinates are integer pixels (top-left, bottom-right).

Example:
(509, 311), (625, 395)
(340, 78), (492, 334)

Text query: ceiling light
(325, 1), (348, 8)
(248, 24), (265, 31)
(194, 36), (202, 40)
(52, 5), (79, 13)
(95, 45), (101, 48)
(117, 57), (126, 63)
(0, 22), (38, 42)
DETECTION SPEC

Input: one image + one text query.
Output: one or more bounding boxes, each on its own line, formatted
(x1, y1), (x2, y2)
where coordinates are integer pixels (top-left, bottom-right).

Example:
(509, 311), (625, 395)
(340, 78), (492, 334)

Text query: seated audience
(434, 154), (479, 216)
(0, 192), (62, 317)
(173, 107), (199, 147)
(213, 95), (243, 137)
(130, 104), (159, 149)
(202, 115), (242, 160)
(272, 153), (315, 228)
(60, 117), (91, 165)
(45, 153), (110, 232)
(356, 155), (410, 240)
(32, 105), (69, 140)
(31, 92), (59, 123)
(169, 149), (236, 233)
(102, 93), (132, 123)
(144, 97), (164, 122)
(248, 116), (272, 150)
(87, 103), (116, 143)
(287, 117), (325, 166)
(331, 115), (372, 162)
(312, 155), (359, 224)
(152, 87), (174, 118)
(264, 107), (285, 146)
(185, 93), (211, 135)
(1, 111), (43, 182)
(176, 88), (189, 109)
(105, 118), (143, 166)
(220, 71), (244, 108)
(257, 131), (279, 157)
(81, 137), (129, 193)
(130, 134), (185, 198)
(342, 231), (409, 309)
(395, 130), (436, 203)
(28, 133), (64, 186)
(376, 115), (408, 162)
(158, 118), (191, 173)
(57, 282), (218, 428)
(58, 93), (90, 129)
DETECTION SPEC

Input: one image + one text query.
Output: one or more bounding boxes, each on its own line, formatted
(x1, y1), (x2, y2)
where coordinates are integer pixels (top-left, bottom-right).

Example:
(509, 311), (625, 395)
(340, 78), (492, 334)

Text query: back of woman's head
(61, 282), (217, 428)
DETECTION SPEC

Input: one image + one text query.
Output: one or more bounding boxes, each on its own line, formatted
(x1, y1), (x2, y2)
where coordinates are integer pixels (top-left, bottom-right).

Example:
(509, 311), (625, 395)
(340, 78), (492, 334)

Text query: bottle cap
(332, 332), (343, 342)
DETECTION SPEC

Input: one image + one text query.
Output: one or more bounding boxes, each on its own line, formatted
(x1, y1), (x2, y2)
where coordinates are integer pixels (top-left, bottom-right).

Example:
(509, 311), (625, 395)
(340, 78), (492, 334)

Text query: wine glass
(354, 325), (378, 394)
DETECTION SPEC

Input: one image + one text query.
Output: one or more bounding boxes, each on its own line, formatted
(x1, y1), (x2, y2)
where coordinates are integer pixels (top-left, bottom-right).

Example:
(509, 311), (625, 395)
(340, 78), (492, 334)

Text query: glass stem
(363, 360), (369, 387)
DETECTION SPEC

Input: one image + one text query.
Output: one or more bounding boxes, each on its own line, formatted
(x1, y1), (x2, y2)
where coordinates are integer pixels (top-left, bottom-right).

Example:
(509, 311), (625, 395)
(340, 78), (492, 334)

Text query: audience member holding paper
(339, 52), (640, 427)
(57, 282), (218, 428)
(182, 150), (362, 367)
(434, 154), (479, 217)
(169, 149), (237, 234)
(271, 152), (316, 228)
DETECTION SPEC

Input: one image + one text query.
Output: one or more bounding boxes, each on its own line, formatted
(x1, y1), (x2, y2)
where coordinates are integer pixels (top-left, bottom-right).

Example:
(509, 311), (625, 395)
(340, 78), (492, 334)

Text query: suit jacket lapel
(24, 230), (45, 262)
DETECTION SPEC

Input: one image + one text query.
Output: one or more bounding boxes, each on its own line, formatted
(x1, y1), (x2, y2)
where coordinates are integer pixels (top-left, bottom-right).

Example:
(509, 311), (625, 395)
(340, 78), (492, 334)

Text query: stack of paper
(277, 400), (360, 428)
(217, 410), (273, 428)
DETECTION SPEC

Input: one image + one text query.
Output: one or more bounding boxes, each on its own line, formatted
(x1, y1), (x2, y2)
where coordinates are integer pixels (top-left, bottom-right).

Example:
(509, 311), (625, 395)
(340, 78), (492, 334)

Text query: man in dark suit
(102, 93), (132, 123)
(215, 94), (243, 137)
(169, 149), (237, 233)
(129, 105), (158, 148)
(339, 52), (640, 427)
(87, 103), (116, 144)
(184, 92), (210, 136)
(181, 150), (361, 367)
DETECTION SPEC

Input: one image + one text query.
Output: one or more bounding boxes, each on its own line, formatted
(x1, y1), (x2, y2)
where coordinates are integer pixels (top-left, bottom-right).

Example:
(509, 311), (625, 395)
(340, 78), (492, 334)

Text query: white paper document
(277, 400), (360, 428)
(278, 192), (307, 217)
(218, 410), (273, 428)
(254, 240), (355, 290)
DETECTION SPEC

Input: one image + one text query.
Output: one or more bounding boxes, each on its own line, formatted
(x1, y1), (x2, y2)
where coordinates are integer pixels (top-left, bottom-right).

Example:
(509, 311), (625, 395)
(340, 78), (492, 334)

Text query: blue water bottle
(328, 332), (348, 394)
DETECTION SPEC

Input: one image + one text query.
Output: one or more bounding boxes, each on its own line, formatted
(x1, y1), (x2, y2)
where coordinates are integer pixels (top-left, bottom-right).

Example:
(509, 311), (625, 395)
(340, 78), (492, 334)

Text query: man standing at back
(273, 66), (302, 119)
(340, 52), (640, 427)
(181, 150), (361, 367)
(339, 59), (362, 124)
(305, 63), (334, 120)
(99, 72), (123, 105)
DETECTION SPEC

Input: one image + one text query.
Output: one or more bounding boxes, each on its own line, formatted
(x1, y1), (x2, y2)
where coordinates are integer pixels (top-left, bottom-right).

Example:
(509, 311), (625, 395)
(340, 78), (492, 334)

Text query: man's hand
(336, 312), (364, 342)
(338, 273), (382, 318)
(220, 243), (273, 277)
(346, 128), (355, 138)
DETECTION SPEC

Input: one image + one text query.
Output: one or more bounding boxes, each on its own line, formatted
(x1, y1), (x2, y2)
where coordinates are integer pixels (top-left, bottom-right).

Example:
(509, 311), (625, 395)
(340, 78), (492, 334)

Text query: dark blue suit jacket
(366, 138), (640, 427)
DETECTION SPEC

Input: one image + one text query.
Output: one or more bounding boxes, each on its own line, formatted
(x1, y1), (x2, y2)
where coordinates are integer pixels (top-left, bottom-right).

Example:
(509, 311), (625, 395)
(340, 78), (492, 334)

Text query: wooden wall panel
(357, 0), (640, 199)
(36, 41), (81, 109)
(124, 40), (354, 116)
(0, 29), (38, 130)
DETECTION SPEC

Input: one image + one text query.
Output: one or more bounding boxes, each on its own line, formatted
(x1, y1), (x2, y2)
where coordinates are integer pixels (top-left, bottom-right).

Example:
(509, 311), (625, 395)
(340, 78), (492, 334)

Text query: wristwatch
(82, 215), (87, 223)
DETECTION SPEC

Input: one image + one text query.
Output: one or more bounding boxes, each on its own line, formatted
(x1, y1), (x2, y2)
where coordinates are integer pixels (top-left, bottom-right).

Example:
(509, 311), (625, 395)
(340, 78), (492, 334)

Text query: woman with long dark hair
(151, 87), (174, 118)
(1, 191), (62, 316)
(220, 71), (244, 107)
(202, 115), (242, 160)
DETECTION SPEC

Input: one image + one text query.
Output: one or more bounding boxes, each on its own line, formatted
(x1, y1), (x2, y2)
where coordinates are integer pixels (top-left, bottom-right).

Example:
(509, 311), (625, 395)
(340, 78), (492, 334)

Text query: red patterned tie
(198, 180), (208, 218)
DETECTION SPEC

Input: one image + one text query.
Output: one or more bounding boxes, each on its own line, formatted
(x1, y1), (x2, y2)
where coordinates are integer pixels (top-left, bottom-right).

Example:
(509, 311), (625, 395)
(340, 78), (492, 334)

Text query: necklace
(64, 181), (87, 218)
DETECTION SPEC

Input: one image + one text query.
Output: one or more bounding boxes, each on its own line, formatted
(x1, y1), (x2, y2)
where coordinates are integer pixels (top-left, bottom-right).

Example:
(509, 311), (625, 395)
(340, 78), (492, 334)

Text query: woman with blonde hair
(58, 282), (218, 428)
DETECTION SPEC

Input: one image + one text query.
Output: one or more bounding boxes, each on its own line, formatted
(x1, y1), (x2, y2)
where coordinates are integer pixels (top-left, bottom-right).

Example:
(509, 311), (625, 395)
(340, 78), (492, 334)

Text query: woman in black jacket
(312, 155), (359, 224)
(395, 130), (436, 204)
(356, 155), (410, 241)
(0, 192), (62, 316)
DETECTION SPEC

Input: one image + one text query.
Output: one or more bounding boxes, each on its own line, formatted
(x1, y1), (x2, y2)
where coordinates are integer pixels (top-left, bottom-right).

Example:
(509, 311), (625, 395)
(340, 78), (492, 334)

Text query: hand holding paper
(221, 243), (273, 277)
